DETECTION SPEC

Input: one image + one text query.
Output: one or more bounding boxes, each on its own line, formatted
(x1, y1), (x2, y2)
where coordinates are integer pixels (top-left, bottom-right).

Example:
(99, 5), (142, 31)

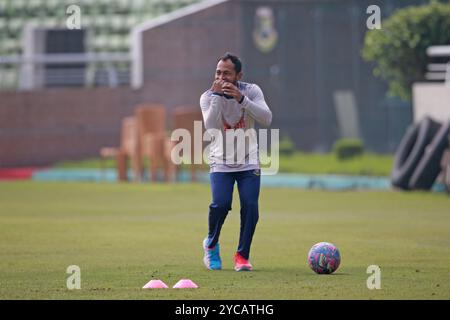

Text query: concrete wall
(135, 0), (242, 108)
(412, 83), (450, 123)
(0, 87), (143, 167)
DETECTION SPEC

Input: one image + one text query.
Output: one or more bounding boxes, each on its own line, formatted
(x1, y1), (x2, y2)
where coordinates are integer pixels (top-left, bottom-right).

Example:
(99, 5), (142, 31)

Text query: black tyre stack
(391, 117), (450, 191)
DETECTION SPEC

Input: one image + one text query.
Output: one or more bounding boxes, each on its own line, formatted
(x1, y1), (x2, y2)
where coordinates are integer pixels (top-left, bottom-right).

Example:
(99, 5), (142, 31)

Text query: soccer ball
(307, 242), (341, 274)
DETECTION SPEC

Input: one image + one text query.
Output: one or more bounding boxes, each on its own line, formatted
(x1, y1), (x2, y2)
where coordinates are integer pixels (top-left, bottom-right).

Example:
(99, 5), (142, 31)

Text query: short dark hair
(218, 52), (242, 73)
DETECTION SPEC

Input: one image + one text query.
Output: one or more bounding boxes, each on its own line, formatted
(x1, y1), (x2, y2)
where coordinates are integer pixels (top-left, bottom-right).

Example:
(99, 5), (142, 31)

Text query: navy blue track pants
(206, 169), (261, 260)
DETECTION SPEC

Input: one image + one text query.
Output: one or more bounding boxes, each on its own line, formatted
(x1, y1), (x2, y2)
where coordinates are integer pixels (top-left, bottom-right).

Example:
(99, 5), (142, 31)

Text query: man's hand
(211, 80), (225, 94)
(222, 82), (243, 102)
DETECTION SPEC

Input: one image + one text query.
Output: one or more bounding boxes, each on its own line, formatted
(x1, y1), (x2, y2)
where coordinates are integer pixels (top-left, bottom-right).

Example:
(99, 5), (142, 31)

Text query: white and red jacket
(200, 81), (272, 172)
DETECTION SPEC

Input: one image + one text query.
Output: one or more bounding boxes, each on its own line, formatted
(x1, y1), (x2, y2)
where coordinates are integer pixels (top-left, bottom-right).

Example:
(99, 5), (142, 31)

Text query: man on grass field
(200, 52), (273, 272)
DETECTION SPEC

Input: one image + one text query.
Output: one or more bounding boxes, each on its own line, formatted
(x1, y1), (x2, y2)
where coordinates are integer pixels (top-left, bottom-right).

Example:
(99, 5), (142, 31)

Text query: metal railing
(0, 52), (131, 90)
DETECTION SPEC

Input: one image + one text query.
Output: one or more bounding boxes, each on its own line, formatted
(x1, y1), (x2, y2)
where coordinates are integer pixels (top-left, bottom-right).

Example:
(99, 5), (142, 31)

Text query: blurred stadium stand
(0, 0), (200, 90)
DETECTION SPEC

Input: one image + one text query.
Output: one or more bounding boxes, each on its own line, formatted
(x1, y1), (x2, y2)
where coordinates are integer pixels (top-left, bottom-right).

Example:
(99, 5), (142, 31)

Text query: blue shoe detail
(203, 238), (222, 270)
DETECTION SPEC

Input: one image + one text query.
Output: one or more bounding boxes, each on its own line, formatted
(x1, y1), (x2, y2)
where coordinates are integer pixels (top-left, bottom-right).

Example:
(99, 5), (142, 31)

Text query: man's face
(215, 59), (242, 84)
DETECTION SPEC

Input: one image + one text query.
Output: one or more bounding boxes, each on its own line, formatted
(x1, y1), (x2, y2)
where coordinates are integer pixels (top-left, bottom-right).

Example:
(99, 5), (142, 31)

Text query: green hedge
(332, 139), (364, 160)
(279, 136), (296, 156)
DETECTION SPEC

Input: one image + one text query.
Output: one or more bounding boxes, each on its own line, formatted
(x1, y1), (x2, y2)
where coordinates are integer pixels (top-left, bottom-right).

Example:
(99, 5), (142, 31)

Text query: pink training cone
(142, 279), (169, 289)
(173, 279), (199, 289)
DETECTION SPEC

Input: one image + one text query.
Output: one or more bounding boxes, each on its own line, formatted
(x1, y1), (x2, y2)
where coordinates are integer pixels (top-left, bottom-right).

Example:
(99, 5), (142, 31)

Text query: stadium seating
(0, 0), (200, 90)
(171, 106), (204, 182)
(100, 116), (139, 181)
(135, 105), (174, 182)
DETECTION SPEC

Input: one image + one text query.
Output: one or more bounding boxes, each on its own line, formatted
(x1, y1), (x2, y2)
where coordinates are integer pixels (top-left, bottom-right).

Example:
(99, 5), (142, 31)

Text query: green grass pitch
(0, 181), (449, 299)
